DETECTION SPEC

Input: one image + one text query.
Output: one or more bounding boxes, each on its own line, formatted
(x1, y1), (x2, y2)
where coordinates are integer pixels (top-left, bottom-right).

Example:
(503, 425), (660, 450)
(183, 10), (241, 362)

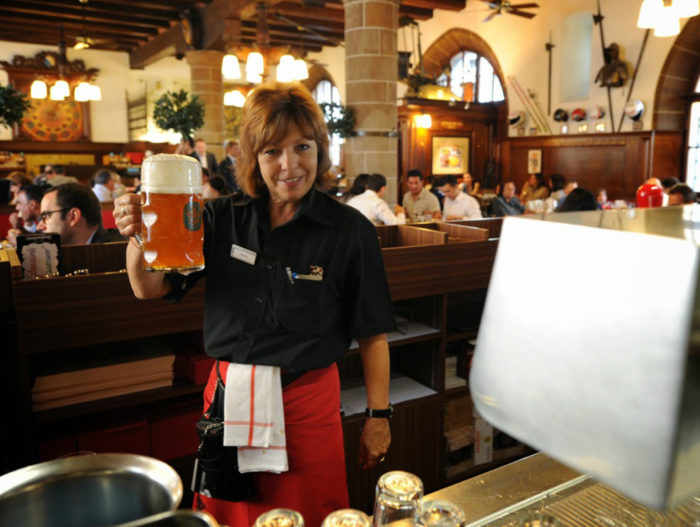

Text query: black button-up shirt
(165, 187), (395, 372)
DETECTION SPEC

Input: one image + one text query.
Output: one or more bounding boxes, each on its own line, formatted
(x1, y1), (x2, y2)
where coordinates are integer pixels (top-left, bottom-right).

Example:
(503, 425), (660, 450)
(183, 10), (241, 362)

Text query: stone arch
(654, 16), (700, 130)
(303, 63), (337, 93)
(421, 27), (506, 92)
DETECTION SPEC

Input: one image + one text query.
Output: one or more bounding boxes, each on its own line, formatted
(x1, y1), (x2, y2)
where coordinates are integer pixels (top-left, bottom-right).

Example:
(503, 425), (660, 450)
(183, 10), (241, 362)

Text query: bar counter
(424, 453), (700, 526)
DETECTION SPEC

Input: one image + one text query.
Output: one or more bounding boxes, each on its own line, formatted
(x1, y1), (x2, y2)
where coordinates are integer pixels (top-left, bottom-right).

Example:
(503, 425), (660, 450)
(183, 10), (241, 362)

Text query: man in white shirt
(347, 173), (405, 225)
(92, 169), (117, 203)
(437, 175), (482, 220)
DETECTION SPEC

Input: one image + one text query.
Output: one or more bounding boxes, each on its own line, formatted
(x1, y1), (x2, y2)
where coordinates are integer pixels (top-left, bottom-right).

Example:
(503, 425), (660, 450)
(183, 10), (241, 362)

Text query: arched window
(688, 76), (700, 191)
(312, 79), (342, 167)
(435, 51), (504, 103)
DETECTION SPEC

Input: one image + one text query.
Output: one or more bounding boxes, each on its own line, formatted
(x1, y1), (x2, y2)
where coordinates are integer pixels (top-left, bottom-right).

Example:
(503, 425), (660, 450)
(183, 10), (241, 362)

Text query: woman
(519, 173), (549, 203)
(341, 173), (369, 202)
(460, 172), (480, 196)
(114, 83), (394, 527)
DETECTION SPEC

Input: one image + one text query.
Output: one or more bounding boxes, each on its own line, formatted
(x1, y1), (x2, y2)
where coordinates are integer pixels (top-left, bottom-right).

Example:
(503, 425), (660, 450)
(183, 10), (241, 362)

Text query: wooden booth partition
(397, 98), (505, 202)
(496, 131), (685, 201)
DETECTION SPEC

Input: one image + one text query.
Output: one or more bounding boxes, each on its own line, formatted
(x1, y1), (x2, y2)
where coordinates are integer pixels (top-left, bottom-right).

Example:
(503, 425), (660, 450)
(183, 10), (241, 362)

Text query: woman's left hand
(359, 417), (391, 470)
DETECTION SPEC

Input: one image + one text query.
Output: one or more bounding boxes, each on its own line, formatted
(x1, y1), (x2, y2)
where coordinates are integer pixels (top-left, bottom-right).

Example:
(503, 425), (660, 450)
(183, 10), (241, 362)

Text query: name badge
(231, 244), (257, 265)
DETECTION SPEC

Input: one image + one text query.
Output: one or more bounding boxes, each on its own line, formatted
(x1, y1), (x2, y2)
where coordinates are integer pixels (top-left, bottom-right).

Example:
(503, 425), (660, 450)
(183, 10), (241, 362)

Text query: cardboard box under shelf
(444, 393), (473, 432)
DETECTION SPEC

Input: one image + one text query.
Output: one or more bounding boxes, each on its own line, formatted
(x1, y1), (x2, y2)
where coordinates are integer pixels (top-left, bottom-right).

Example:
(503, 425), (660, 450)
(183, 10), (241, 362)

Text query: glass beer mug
(253, 508), (305, 527)
(322, 509), (371, 527)
(373, 471), (424, 527)
(139, 154), (204, 272)
(417, 500), (466, 527)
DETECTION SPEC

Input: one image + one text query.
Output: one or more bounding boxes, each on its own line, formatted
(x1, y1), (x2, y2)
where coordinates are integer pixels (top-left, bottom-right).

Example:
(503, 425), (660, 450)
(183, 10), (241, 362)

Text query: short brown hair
(237, 82), (332, 198)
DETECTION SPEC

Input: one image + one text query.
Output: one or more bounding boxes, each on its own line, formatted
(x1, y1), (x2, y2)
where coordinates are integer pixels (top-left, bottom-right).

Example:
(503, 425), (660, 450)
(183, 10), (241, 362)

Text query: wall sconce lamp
(414, 113), (432, 129)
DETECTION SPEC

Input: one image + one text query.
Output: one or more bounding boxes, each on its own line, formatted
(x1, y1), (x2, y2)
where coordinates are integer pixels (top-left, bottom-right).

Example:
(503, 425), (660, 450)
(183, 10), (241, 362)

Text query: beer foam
(141, 154), (203, 194)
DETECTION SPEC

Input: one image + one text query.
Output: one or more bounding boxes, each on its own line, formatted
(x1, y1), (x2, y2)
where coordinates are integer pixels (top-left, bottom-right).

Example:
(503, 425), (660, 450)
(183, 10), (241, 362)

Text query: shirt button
(244, 331), (252, 339)
(256, 297), (263, 304)
(265, 264), (272, 271)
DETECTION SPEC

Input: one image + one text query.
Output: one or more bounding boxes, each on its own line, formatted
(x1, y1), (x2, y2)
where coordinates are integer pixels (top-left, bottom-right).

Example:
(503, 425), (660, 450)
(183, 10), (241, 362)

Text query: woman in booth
(113, 83), (394, 527)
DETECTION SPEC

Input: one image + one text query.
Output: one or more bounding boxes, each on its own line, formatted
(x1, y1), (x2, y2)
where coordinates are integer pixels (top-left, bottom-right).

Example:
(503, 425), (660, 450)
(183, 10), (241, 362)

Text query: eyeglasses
(40, 208), (69, 222)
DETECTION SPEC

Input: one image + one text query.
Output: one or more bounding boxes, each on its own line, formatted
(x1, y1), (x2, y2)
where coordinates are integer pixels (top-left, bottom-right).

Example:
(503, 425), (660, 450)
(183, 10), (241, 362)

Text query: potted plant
(0, 84), (32, 130)
(153, 89), (205, 142)
(319, 102), (356, 138)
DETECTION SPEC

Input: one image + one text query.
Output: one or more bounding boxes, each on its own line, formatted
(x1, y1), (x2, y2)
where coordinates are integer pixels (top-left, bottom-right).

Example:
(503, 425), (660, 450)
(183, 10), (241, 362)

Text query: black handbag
(192, 361), (254, 502)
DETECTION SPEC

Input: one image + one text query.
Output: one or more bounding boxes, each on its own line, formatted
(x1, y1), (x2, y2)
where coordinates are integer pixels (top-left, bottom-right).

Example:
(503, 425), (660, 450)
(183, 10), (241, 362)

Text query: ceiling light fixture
(637, 0), (699, 36)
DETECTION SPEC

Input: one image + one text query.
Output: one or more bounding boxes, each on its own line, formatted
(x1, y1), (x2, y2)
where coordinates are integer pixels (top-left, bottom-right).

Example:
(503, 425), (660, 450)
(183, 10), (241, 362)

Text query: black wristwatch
(365, 404), (393, 419)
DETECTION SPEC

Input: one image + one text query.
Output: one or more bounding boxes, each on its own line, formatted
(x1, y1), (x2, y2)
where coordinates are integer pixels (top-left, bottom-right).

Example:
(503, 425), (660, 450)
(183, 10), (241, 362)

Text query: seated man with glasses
(39, 183), (124, 245)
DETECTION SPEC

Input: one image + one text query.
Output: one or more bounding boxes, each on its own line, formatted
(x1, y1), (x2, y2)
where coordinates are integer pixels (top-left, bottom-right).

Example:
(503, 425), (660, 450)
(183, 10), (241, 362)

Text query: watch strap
(365, 404), (393, 418)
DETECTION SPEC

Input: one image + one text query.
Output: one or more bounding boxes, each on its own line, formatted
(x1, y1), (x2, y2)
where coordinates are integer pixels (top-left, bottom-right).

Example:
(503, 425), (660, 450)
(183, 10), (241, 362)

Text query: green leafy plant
(319, 102), (356, 138)
(0, 84), (32, 130)
(153, 89), (205, 142)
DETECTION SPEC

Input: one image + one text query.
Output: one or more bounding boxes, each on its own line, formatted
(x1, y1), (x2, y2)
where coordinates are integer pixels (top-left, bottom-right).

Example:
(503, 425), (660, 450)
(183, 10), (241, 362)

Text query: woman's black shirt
(165, 187), (396, 372)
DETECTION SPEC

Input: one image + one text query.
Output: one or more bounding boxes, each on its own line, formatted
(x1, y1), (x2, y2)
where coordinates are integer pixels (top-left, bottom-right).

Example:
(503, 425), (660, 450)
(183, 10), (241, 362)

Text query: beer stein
(139, 154), (204, 272)
(417, 500), (466, 527)
(373, 471), (424, 527)
(322, 509), (371, 527)
(253, 508), (305, 527)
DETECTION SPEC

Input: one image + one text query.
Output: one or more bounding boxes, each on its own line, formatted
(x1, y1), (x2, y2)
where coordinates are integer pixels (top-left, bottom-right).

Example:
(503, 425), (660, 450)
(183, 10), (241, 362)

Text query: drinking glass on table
(417, 500), (465, 527)
(254, 508), (305, 527)
(373, 471), (424, 527)
(322, 509), (371, 527)
(139, 154), (204, 272)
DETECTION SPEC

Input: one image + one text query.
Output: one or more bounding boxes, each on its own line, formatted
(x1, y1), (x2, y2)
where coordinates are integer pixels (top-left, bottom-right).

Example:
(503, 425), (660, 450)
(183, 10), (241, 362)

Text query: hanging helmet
(588, 106), (605, 120)
(571, 108), (587, 121)
(624, 99), (645, 121)
(553, 109), (569, 122)
(508, 111), (525, 127)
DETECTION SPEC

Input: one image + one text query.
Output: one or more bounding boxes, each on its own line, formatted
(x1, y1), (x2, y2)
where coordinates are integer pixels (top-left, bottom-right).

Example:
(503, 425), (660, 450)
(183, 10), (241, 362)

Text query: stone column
(186, 50), (225, 160)
(344, 0), (399, 203)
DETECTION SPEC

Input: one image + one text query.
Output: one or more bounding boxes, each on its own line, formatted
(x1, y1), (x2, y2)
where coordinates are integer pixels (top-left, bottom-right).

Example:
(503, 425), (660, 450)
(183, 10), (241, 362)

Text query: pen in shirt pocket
(285, 266), (323, 283)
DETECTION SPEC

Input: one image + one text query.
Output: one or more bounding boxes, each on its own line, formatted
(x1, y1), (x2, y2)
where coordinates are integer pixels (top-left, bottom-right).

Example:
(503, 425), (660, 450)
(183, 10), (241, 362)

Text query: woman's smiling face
(257, 124), (318, 206)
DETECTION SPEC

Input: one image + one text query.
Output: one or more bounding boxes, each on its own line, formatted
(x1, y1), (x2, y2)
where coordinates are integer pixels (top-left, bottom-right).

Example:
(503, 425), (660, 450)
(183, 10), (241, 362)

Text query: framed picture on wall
(527, 149), (542, 174)
(432, 136), (469, 175)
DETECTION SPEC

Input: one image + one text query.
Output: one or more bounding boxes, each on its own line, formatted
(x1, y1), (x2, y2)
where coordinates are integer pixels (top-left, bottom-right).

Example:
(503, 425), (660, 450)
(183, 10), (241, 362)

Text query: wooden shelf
(444, 384), (470, 396)
(443, 445), (529, 485)
(348, 318), (441, 352)
(446, 330), (478, 343)
(33, 380), (204, 425)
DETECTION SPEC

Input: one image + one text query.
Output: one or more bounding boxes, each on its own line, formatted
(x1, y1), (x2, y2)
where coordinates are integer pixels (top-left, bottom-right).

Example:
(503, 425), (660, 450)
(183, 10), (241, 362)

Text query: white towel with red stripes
(223, 363), (288, 473)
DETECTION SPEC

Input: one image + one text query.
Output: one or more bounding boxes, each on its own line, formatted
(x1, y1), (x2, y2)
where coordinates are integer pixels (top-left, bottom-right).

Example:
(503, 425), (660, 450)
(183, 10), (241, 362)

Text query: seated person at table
(92, 168), (118, 203)
(460, 172), (480, 196)
(46, 164), (80, 187)
(6, 184), (46, 247)
(490, 182), (525, 217)
(203, 175), (231, 200)
(661, 177), (680, 194)
(557, 188), (598, 212)
(402, 169), (441, 222)
(7, 171), (32, 205)
(667, 184), (696, 206)
(520, 173), (550, 203)
(347, 173), (405, 225)
(437, 175), (482, 220)
(341, 173), (369, 203)
(39, 183), (125, 245)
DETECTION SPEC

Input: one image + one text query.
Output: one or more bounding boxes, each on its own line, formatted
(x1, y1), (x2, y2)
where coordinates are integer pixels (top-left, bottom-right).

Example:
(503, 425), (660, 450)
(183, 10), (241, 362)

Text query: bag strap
(205, 361), (226, 419)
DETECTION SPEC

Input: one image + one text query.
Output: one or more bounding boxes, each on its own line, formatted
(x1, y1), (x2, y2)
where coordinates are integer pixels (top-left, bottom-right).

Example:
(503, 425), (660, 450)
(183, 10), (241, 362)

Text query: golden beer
(140, 154), (204, 272)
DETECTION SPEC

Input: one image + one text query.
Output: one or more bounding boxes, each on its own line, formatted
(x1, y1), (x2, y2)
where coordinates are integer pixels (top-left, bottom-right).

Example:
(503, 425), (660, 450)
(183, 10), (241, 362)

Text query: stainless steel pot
(116, 511), (220, 527)
(0, 453), (183, 527)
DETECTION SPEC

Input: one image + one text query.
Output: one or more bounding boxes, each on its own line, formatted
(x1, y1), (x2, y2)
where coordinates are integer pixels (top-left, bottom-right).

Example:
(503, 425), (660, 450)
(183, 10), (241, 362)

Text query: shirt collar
(251, 186), (333, 228)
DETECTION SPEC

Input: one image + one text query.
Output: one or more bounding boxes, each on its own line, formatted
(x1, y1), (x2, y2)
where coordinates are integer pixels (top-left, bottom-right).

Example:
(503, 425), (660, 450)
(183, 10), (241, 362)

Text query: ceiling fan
(479, 1), (540, 22)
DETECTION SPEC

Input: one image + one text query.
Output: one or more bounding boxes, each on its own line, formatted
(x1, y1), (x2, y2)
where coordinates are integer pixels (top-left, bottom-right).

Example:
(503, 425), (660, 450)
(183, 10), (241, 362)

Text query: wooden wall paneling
(450, 218), (503, 239)
(343, 395), (442, 513)
(61, 241), (128, 275)
(13, 273), (205, 354)
(436, 223), (489, 242)
(651, 131), (685, 181)
(397, 225), (448, 246)
(495, 132), (684, 201)
(382, 241), (498, 300)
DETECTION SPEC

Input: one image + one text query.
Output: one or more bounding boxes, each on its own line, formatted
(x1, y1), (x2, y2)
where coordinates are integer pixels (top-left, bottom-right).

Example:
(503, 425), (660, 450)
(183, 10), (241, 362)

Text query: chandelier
(222, 3), (309, 107)
(30, 27), (101, 102)
(637, 0), (699, 36)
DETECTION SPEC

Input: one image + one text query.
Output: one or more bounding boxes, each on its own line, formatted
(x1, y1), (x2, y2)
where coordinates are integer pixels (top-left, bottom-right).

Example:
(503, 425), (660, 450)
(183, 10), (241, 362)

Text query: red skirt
(194, 362), (349, 527)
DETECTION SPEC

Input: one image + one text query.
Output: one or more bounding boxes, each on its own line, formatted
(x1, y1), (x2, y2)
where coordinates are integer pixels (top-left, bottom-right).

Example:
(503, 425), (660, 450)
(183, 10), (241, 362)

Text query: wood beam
(272, 4), (344, 23)
(20, 0), (180, 20)
(130, 26), (188, 69)
(0, 10), (160, 36)
(401, 0), (465, 10)
(399, 6), (434, 20)
(0, 3), (170, 29)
